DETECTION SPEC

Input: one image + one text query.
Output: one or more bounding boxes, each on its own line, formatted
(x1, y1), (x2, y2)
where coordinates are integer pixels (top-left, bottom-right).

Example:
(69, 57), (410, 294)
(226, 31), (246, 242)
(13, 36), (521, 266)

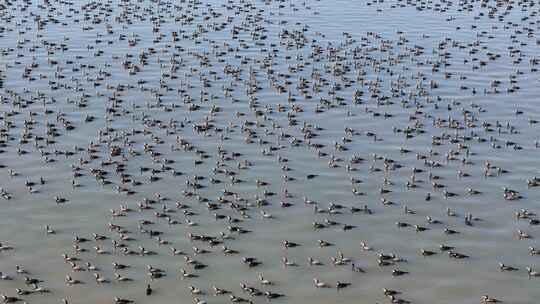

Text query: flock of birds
(1, 0), (540, 303)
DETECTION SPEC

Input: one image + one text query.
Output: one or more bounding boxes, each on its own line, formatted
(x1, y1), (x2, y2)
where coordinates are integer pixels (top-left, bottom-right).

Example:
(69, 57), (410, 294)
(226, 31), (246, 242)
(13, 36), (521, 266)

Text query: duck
(404, 206), (415, 214)
(336, 281), (351, 289)
(112, 262), (129, 270)
(94, 273), (109, 284)
(189, 286), (204, 295)
(55, 196), (67, 204)
(318, 239), (332, 247)
(180, 268), (197, 278)
(24, 276), (42, 285)
(93, 233), (107, 241)
(448, 251), (469, 259)
(70, 262), (85, 272)
(170, 247), (185, 256)
(114, 297), (134, 304)
(193, 298), (206, 304)
(360, 241), (373, 251)
(282, 257), (297, 267)
(73, 236), (89, 243)
(86, 262), (98, 271)
(383, 288), (401, 296)
(516, 229), (531, 239)
(312, 222), (326, 229)
(240, 282), (262, 296)
(0, 272), (12, 280)
(139, 247), (155, 256)
(31, 284), (49, 293)
(260, 210), (273, 218)
(94, 246), (109, 254)
(336, 251), (351, 262)
(222, 246), (239, 255)
(481, 295), (501, 303)
(16, 265), (28, 274)
(414, 225), (429, 232)
(392, 268), (409, 276)
(330, 256), (348, 266)
(65, 275), (81, 285)
(114, 273), (132, 282)
(1, 295), (21, 303)
(241, 257), (261, 267)
(388, 295), (411, 304)
(15, 288), (32, 296)
(313, 278), (329, 288)
(420, 249), (437, 257)
(213, 286), (230, 295)
(192, 246), (211, 255)
(444, 228), (460, 235)
(229, 295), (248, 302)
(264, 291), (283, 299)
(499, 263), (518, 271)
(258, 273), (272, 285)
(282, 240), (300, 248)
(440, 244), (455, 251)
(308, 257), (323, 266)
(45, 225), (55, 234)
(148, 271), (165, 279)
(62, 254), (78, 262)
(527, 267), (540, 278)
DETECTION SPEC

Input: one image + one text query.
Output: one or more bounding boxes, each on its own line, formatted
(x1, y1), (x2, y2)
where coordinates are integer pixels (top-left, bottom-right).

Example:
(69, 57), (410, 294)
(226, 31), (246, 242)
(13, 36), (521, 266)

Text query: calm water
(1, 0), (540, 303)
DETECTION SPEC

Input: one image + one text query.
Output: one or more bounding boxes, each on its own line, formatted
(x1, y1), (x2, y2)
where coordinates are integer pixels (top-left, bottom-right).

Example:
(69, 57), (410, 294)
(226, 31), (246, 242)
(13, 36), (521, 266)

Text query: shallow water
(1, 0), (540, 303)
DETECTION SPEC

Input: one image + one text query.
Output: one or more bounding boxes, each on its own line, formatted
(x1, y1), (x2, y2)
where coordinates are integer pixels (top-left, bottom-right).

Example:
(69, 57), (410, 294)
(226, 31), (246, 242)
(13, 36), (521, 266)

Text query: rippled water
(1, 0), (540, 303)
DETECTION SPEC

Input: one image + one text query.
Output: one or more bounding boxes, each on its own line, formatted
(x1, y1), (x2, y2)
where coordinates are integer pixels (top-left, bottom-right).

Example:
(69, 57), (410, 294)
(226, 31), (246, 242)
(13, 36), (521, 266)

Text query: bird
(481, 295), (502, 303)
(15, 265), (28, 275)
(527, 267), (540, 278)
(336, 281), (351, 289)
(258, 273), (272, 285)
(94, 273), (109, 284)
(114, 297), (135, 304)
(313, 278), (330, 288)
(499, 263), (518, 271)
(1, 295), (22, 303)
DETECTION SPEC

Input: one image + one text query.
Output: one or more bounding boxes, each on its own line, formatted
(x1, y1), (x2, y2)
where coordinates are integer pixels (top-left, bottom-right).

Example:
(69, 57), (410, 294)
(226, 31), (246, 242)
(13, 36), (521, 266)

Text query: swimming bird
(114, 297), (134, 304)
(180, 268), (197, 278)
(282, 257), (297, 267)
(16, 266), (28, 275)
(193, 298), (206, 304)
(0, 272), (12, 280)
(481, 295), (501, 303)
(189, 286), (204, 295)
(527, 267), (540, 278)
(65, 275), (81, 285)
(495, 262), (516, 272)
(336, 281), (351, 289)
(258, 273), (272, 285)
(1, 295), (21, 303)
(308, 257), (324, 266)
(313, 278), (329, 288)
(114, 273), (132, 282)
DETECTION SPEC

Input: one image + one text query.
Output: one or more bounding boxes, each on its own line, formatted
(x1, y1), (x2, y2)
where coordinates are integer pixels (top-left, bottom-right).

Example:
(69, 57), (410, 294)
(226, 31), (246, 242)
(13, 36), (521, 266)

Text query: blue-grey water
(1, 0), (540, 303)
